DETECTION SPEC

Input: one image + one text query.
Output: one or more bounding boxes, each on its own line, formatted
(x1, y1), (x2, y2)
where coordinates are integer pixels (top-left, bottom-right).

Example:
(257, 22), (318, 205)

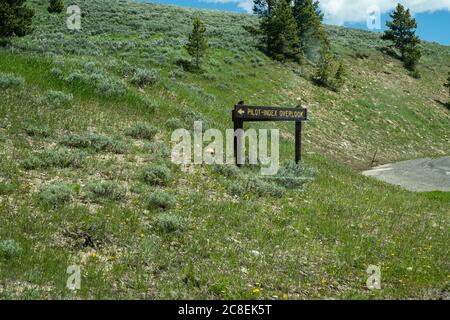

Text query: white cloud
(319, 0), (450, 25)
(200, 0), (450, 24)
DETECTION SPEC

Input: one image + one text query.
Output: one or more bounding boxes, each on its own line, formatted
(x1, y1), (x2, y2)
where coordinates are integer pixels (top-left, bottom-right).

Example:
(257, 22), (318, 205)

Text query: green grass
(422, 191), (450, 203)
(0, 0), (448, 299)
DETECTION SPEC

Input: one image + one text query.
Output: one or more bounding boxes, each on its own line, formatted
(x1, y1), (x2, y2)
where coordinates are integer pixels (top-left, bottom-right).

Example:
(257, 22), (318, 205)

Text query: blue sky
(348, 10), (450, 45)
(145, 0), (450, 45)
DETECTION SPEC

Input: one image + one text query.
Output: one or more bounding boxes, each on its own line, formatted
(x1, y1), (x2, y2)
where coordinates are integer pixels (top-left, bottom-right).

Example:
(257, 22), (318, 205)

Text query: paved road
(362, 157), (450, 192)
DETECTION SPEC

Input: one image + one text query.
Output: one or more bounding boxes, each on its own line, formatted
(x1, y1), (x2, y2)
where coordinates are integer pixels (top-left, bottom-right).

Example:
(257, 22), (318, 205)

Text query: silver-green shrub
(156, 214), (185, 233)
(0, 240), (22, 260)
(37, 183), (74, 207)
(0, 73), (25, 89)
(146, 190), (176, 210)
(86, 181), (127, 202)
(142, 165), (171, 186)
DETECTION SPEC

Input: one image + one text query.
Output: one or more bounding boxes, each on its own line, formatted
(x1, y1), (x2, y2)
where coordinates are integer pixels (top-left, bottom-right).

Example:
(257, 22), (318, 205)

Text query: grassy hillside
(0, 0), (448, 299)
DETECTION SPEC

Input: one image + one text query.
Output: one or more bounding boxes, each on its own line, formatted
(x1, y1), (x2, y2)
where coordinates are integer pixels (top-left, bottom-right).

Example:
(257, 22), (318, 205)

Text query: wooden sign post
(232, 101), (308, 165)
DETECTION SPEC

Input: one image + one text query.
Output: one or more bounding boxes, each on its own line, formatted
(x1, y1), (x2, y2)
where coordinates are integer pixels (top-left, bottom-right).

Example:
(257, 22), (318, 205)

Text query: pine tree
(333, 61), (347, 91)
(292, 0), (329, 56)
(185, 17), (208, 72)
(265, 0), (301, 61)
(48, 0), (64, 14)
(314, 46), (333, 87)
(382, 3), (421, 70)
(0, 0), (34, 43)
(254, 0), (275, 51)
(253, 0), (276, 17)
(403, 44), (421, 72)
(253, 1), (302, 61)
(313, 0), (323, 21)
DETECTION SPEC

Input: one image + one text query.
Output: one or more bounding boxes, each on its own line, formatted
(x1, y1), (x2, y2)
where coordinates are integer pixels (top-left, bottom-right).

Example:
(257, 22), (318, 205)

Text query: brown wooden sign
(232, 101), (308, 164)
(234, 105), (307, 122)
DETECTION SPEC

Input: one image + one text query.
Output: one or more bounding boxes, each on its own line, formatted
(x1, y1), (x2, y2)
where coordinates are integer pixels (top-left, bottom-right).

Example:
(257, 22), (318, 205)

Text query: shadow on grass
(175, 58), (204, 74)
(434, 99), (450, 111)
(378, 46), (401, 60)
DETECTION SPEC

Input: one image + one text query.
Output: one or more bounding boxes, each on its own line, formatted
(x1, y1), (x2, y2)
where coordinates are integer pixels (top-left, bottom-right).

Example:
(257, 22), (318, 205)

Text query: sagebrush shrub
(125, 123), (157, 140)
(273, 160), (317, 188)
(142, 96), (159, 112)
(149, 53), (167, 66)
(50, 68), (63, 79)
(227, 182), (245, 196)
(0, 240), (22, 260)
(66, 72), (85, 84)
(60, 133), (127, 154)
(169, 69), (185, 80)
(212, 164), (241, 177)
(66, 71), (127, 97)
(216, 83), (228, 91)
(247, 177), (285, 197)
(131, 68), (159, 87)
(188, 85), (215, 103)
(23, 148), (87, 170)
(156, 214), (185, 233)
(4, 0), (257, 55)
(83, 61), (97, 73)
(86, 181), (126, 202)
(63, 220), (110, 249)
(120, 62), (136, 77)
(181, 107), (208, 129)
(228, 177), (285, 198)
(142, 165), (171, 186)
(146, 190), (176, 210)
(145, 142), (171, 158)
(25, 125), (51, 138)
(165, 118), (183, 130)
(43, 90), (73, 108)
(0, 73), (25, 89)
(202, 73), (217, 81)
(92, 74), (127, 97)
(37, 183), (74, 207)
